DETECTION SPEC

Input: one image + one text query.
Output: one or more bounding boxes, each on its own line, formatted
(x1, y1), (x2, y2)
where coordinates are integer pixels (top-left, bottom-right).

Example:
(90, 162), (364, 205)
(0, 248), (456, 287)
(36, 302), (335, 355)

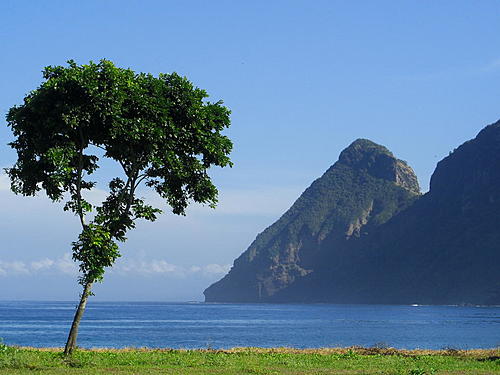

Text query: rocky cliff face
(204, 139), (420, 302)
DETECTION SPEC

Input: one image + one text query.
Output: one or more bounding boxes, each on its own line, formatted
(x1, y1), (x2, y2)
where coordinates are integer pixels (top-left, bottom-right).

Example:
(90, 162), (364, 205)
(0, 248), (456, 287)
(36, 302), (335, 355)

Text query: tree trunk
(64, 282), (93, 355)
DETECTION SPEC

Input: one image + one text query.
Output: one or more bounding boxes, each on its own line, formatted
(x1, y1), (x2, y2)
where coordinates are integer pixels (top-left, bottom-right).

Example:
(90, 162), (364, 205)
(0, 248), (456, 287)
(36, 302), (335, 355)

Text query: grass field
(0, 345), (498, 374)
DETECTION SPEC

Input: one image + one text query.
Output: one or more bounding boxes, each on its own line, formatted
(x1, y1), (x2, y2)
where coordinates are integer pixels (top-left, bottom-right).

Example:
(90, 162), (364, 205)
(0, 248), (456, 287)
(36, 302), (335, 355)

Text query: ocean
(0, 301), (498, 349)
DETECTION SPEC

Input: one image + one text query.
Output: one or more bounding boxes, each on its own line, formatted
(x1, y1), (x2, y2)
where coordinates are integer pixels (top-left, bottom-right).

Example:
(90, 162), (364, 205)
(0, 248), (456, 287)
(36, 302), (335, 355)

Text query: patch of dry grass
(24, 346), (500, 359)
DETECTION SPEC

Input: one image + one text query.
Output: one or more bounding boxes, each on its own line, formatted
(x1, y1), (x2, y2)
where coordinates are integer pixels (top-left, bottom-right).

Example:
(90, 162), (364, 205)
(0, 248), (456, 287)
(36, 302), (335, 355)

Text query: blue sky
(1, 1), (499, 301)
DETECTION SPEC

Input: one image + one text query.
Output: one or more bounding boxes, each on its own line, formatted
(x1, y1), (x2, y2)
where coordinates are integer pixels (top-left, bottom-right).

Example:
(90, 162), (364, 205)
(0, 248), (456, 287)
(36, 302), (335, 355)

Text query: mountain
(205, 120), (500, 305)
(274, 120), (500, 305)
(204, 139), (421, 302)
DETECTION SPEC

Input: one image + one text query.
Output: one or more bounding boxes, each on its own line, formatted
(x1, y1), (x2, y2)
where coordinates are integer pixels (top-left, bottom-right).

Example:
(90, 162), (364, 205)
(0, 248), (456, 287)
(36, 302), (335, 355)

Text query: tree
(5, 60), (233, 355)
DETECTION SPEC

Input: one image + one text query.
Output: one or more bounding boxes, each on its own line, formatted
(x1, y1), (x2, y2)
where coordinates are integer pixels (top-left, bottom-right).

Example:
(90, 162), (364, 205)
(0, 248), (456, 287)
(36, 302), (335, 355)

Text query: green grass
(0, 345), (498, 374)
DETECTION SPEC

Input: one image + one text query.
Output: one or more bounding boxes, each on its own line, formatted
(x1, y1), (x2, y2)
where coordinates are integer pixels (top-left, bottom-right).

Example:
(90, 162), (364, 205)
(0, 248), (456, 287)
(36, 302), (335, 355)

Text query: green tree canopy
(6, 59), (233, 354)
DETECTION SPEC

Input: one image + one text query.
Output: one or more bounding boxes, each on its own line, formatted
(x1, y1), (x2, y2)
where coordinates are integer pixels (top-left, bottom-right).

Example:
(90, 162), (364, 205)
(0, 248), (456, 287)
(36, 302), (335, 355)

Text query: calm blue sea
(0, 301), (498, 350)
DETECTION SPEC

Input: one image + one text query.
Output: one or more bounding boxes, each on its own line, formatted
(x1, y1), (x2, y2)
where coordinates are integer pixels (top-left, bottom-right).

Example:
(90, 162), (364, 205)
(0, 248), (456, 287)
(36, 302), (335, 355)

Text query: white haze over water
(0, 253), (230, 279)
(0, 172), (297, 301)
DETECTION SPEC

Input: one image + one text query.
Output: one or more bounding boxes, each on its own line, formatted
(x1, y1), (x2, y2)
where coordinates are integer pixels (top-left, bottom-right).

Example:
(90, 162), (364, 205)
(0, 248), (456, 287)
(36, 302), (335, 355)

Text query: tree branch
(134, 174), (148, 190)
(124, 168), (139, 217)
(76, 129), (86, 229)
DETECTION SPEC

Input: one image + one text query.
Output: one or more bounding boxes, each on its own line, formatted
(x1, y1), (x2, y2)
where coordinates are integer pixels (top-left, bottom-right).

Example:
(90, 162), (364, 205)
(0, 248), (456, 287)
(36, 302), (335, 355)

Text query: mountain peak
(337, 139), (420, 194)
(340, 138), (393, 159)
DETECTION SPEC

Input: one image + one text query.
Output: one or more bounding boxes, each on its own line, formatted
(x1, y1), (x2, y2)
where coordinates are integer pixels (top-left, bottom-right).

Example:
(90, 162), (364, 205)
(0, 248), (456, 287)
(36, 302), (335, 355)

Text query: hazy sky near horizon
(1, 1), (499, 301)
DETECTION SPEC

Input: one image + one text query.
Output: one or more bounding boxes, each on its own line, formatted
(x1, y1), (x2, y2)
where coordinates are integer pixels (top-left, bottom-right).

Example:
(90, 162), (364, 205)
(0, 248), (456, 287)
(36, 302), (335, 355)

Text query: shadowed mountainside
(275, 120), (500, 305)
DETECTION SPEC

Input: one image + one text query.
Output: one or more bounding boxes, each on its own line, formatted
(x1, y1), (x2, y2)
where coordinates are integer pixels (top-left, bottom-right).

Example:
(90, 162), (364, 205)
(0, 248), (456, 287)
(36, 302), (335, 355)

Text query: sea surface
(0, 301), (498, 350)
